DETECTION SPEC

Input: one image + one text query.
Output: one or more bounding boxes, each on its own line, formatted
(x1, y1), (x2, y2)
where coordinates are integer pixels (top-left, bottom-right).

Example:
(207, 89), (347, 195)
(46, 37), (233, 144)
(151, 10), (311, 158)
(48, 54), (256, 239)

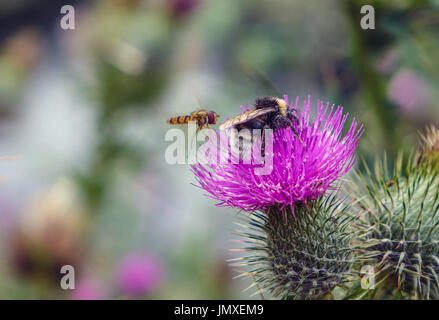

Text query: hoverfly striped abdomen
(167, 115), (192, 125)
(167, 110), (220, 132)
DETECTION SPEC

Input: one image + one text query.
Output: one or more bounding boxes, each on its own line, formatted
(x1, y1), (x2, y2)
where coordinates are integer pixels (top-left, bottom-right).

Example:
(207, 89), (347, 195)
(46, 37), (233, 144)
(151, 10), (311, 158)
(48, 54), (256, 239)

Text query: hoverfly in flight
(167, 110), (220, 134)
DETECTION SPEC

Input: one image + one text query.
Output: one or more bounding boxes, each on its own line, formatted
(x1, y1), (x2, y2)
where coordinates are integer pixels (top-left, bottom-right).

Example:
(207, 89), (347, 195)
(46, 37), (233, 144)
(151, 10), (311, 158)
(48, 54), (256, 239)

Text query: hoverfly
(219, 97), (304, 157)
(167, 110), (220, 133)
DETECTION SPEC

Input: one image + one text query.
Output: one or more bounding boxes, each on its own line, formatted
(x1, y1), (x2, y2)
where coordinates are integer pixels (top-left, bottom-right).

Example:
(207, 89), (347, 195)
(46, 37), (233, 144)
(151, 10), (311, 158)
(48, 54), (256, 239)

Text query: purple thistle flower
(116, 252), (164, 297)
(191, 95), (363, 214)
(70, 278), (104, 300)
(387, 68), (433, 113)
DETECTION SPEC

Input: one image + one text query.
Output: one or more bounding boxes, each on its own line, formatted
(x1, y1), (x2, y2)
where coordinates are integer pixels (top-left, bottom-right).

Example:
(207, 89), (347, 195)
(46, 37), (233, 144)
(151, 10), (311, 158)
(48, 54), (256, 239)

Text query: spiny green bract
(419, 125), (439, 171)
(351, 153), (439, 299)
(232, 195), (357, 300)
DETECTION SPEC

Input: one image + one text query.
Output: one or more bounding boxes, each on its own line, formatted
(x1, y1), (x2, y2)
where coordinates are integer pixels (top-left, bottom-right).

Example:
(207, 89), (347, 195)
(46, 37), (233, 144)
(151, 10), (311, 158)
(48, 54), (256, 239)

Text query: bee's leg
(261, 128), (266, 158)
(203, 117), (212, 134)
(201, 115), (210, 130)
(286, 110), (299, 123)
(196, 117), (205, 132)
(189, 121), (198, 152)
(290, 124), (306, 148)
(248, 121), (267, 158)
(248, 120), (265, 158)
(286, 111), (306, 148)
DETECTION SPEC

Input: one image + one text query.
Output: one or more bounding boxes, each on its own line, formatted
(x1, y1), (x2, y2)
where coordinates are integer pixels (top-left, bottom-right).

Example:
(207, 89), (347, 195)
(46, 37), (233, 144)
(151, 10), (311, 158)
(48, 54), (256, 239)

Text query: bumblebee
(167, 110), (220, 133)
(220, 96), (301, 135)
(219, 97), (304, 156)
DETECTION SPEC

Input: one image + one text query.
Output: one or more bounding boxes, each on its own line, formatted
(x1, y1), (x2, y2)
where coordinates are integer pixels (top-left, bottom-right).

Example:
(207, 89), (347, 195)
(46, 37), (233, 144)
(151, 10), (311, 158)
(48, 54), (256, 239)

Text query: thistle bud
(351, 150), (439, 299)
(232, 196), (356, 300)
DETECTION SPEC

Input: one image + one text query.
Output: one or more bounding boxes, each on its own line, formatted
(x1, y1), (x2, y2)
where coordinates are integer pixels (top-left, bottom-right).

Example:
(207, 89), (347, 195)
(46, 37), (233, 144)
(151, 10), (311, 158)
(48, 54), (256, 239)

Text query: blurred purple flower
(116, 253), (164, 296)
(388, 69), (433, 112)
(71, 278), (104, 300)
(191, 96), (363, 214)
(167, 0), (201, 18)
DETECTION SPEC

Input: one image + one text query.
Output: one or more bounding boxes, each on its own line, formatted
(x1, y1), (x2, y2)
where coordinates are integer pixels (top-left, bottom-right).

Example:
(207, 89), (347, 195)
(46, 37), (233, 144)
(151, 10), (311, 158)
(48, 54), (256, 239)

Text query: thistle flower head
(232, 195), (357, 299)
(351, 152), (439, 299)
(191, 96), (363, 213)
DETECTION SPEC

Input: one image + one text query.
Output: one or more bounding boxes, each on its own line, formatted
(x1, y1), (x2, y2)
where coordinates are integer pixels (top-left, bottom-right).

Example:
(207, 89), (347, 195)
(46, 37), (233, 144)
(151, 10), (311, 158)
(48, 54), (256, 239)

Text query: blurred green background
(0, 0), (437, 299)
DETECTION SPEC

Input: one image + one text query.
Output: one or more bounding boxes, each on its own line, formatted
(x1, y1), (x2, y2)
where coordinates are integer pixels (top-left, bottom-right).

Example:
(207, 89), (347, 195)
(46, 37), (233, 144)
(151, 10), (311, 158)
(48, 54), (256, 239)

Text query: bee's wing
(219, 107), (276, 130)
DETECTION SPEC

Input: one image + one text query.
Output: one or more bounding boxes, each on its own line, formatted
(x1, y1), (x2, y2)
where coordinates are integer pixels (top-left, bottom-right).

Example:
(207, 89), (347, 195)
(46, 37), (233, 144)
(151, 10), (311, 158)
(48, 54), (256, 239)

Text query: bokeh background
(0, 0), (437, 299)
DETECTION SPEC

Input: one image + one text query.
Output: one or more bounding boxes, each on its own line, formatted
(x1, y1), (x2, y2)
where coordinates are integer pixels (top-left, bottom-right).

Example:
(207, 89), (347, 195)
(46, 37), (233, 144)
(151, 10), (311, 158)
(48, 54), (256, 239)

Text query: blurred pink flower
(116, 253), (164, 297)
(388, 69), (433, 112)
(71, 278), (104, 300)
(167, 0), (201, 18)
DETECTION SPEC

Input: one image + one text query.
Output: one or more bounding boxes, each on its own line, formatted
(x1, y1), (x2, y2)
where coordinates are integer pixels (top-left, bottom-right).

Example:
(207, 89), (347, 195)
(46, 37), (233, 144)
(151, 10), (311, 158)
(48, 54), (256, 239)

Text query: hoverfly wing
(219, 107), (276, 130)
